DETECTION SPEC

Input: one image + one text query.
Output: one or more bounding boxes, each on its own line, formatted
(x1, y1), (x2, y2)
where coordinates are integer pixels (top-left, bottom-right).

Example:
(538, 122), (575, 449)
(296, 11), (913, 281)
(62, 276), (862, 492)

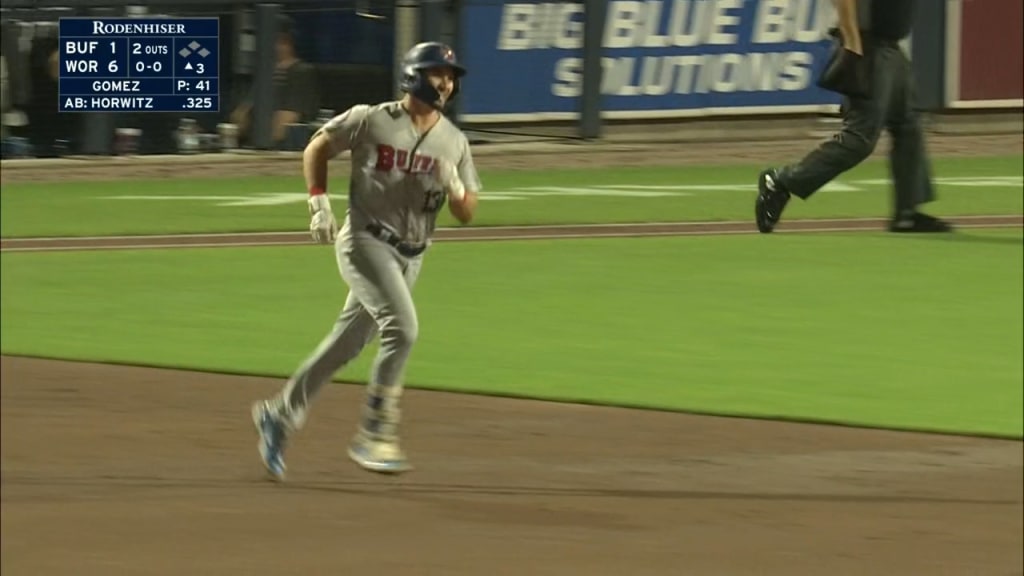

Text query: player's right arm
(303, 104), (371, 244)
(304, 104), (370, 190)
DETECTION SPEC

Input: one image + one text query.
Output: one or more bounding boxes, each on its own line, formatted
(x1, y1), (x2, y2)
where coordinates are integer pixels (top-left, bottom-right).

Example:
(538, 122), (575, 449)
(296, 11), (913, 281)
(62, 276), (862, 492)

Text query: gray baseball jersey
(270, 100), (482, 443)
(321, 100), (483, 245)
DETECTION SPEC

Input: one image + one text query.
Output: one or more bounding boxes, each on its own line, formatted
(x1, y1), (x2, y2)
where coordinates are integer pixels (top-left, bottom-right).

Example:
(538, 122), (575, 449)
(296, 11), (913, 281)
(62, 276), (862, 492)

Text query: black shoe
(755, 169), (791, 233)
(889, 212), (954, 233)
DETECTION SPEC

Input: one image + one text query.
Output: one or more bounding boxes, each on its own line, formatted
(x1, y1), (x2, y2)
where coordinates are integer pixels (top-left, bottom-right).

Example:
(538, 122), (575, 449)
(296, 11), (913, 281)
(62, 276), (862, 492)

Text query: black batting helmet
(398, 42), (467, 109)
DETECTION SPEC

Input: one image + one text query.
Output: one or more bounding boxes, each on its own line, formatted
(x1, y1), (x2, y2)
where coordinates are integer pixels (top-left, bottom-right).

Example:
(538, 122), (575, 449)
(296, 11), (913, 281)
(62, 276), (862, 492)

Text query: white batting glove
(434, 158), (465, 201)
(308, 194), (338, 244)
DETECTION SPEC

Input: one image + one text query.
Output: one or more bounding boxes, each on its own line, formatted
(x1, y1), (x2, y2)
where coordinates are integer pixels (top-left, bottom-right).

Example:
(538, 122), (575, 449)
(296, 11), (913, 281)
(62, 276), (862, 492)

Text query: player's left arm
(440, 139), (481, 225)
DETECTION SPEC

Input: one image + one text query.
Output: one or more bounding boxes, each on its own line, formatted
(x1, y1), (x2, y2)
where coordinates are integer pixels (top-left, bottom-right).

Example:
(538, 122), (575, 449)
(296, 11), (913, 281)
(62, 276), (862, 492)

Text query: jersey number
(423, 189), (446, 214)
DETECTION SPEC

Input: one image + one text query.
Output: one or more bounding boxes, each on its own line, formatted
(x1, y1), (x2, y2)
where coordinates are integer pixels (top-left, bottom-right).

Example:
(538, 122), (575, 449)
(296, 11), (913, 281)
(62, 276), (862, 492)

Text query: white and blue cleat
(252, 401), (288, 482)
(347, 434), (413, 475)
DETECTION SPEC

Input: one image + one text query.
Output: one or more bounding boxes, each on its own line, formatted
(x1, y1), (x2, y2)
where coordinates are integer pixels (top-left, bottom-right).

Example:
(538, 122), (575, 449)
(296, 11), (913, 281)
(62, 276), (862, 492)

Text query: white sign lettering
(495, 0), (834, 101)
(497, 0), (833, 51)
(553, 51), (812, 98)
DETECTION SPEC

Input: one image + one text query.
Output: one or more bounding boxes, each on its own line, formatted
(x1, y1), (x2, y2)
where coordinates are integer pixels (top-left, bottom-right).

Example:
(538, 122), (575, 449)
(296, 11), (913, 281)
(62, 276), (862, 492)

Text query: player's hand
(433, 158), (465, 201)
(308, 194), (338, 244)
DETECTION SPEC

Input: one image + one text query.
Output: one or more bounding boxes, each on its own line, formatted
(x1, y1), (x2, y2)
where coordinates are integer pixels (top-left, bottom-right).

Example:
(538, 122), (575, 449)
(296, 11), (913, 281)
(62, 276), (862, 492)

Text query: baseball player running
(250, 41), (481, 481)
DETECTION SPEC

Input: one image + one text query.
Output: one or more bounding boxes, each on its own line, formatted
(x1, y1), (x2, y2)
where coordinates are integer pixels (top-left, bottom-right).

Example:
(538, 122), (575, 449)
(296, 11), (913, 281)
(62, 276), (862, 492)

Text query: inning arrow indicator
(185, 63), (194, 70)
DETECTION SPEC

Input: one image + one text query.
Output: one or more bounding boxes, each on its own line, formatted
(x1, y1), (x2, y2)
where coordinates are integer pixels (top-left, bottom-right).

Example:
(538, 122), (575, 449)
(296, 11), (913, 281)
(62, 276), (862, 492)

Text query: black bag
(817, 28), (872, 99)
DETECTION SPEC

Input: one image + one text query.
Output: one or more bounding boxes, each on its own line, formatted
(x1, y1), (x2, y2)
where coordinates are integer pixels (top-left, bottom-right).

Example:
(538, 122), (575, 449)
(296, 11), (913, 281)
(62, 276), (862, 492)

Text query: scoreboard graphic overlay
(58, 17), (220, 112)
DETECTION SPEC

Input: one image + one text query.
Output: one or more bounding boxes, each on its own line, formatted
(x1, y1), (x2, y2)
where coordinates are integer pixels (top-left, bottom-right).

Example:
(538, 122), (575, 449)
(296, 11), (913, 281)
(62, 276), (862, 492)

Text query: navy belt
(366, 223), (426, 257)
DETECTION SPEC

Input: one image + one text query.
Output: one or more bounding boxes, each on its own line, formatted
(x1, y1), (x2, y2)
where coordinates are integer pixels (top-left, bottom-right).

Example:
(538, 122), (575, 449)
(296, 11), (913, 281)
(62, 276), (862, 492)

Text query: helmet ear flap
(399, 66), (448, 109)
(399, 64), (418, 93)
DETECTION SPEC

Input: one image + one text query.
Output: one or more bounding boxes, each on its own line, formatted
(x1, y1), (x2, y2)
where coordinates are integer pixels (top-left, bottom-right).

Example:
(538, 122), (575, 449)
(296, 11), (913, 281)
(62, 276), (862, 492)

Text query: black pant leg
(886, 46), (936, 217)
(777, 42), (895, 200)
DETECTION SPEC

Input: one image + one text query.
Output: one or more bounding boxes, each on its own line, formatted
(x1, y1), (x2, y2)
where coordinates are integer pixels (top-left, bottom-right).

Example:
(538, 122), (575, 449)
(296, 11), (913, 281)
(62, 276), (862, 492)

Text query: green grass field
(1, 155), (1022, 438)
(1, 155), (1022, 237)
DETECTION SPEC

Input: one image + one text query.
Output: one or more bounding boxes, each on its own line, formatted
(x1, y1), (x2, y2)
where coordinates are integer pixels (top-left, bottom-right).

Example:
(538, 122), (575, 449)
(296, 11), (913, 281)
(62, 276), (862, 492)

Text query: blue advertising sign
(458, 0), (843, 122)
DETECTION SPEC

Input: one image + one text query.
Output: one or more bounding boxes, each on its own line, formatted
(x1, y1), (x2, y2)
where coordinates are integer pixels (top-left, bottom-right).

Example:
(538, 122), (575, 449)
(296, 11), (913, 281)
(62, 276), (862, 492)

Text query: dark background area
(0, 1), (398, 156)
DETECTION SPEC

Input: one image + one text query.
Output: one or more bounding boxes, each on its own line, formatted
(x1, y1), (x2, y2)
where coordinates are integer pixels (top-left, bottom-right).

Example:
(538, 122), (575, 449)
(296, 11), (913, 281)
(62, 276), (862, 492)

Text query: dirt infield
(2, 356), (1022, 576)
(2, 218), (1023, 575)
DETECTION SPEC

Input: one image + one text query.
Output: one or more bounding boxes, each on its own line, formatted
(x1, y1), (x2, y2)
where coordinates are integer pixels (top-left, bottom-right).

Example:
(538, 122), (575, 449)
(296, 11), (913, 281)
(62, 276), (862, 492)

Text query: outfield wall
(0, 0), (1020, 163)
(453, 0), (1023, 127)
(944, 0), (1024, 110)
(457, 0), (843, 123)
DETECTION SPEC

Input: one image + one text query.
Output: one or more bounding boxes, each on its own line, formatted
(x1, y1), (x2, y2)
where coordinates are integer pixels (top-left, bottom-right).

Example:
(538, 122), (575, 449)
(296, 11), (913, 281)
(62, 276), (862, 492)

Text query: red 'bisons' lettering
(375, 144), (396, 171)
(374, 144), (435, 174)
(415, 155), (434, 173)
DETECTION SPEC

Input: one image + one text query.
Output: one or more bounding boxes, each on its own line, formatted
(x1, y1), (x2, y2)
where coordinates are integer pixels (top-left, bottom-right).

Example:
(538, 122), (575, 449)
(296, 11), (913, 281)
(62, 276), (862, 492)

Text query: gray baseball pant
(274, 230), (423, 438)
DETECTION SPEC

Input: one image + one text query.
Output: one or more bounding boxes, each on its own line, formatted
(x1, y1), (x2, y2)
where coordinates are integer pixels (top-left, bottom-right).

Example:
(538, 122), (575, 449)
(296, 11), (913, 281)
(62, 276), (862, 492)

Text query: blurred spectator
(2, 40), (32, 156)
(230, 16), (319, 148)
(1, 52), (9, 137)
(21, 36), (79, 157)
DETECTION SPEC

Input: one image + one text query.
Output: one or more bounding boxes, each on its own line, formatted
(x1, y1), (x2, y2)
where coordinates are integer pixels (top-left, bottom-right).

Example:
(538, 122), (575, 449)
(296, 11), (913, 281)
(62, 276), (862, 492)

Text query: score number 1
(104, 40), (120, 73)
